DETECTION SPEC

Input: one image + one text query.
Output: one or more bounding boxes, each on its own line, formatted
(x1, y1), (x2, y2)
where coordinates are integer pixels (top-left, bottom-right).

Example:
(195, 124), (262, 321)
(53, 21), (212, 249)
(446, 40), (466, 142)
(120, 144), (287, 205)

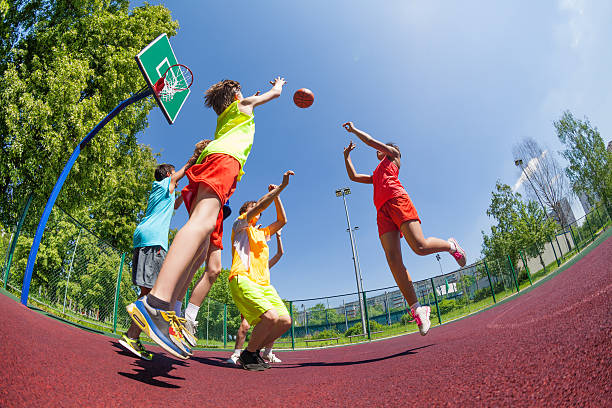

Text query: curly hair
(186, 139), (212, 169)
(204, 79), (241, 115)
(239, 200), (257, 215)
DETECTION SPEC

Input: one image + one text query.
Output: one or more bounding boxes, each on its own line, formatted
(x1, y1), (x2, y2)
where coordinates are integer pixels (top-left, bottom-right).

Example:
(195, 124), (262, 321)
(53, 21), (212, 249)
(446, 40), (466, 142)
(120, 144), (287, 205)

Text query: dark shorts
(132, 246), (167, 288)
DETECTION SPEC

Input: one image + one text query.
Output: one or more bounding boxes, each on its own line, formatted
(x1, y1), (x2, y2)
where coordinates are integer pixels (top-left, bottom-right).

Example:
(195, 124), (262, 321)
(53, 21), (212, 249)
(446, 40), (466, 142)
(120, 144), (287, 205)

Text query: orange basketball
(293, 88), (314, 108)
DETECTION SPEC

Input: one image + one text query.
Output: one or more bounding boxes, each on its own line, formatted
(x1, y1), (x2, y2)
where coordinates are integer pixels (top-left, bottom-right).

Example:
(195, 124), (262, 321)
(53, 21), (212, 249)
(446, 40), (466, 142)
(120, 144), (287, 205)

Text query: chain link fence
(2, 202), (610, 349)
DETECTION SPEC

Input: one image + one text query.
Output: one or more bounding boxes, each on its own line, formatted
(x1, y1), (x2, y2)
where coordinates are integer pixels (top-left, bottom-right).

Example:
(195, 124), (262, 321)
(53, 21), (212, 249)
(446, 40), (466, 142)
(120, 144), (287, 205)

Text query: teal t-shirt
(133, 177), (174, 251)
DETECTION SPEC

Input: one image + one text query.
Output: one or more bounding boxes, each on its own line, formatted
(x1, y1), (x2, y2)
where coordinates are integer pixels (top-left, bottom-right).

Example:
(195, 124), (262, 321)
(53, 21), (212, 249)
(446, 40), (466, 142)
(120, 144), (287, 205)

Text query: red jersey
(372, 156), (408, 210)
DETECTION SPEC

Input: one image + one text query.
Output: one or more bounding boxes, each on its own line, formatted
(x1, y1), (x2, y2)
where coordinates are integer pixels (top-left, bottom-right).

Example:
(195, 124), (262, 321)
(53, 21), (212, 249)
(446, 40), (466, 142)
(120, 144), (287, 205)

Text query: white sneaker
(226, 353), (240, 365)
(412, 306), (431, 336)
(262, 352), (282, 363)
(448, 237), (467, 267)
(179, 317), (198, 348)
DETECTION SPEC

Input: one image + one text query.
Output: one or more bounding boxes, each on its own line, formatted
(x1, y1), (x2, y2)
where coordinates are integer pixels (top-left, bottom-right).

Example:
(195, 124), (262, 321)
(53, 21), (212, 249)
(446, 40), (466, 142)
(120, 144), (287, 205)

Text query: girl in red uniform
(342, 122), (466, 336)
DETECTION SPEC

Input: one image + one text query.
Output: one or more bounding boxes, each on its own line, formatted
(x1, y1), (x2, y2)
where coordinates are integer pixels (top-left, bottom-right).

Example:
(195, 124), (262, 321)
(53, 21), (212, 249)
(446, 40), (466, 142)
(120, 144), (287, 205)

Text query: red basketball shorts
(376, 194), (421, 237)
(181, 153), (240, 250)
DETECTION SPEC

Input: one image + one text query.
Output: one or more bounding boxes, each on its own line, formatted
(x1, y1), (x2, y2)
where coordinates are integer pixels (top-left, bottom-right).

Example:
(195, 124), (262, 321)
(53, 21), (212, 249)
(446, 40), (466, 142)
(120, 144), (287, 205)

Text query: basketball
(293, 88), (314, 108)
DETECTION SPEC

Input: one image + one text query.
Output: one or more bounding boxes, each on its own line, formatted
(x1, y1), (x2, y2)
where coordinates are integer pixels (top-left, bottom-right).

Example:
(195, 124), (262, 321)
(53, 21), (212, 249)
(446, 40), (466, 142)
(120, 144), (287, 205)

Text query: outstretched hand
(344, 141), (356, 157)
(342, 122), (356, 133)
(270, 77), (286, 88)
(281, 170), (294, 186)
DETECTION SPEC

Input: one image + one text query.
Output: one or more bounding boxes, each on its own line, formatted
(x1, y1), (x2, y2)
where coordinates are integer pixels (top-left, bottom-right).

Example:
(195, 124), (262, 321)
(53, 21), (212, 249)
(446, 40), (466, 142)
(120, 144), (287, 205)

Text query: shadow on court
(275, 344), (435, 369)
(112, 341), (189, 388)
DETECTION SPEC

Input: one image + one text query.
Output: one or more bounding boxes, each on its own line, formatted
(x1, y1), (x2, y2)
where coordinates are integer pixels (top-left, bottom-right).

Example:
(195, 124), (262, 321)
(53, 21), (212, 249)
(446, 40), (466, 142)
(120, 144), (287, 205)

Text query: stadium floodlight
(335, 187), (366, 334)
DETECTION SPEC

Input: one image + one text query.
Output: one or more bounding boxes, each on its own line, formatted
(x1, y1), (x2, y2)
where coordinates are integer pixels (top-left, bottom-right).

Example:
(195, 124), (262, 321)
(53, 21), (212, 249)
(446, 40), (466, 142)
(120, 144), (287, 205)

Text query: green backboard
(136, 33), (190, 124)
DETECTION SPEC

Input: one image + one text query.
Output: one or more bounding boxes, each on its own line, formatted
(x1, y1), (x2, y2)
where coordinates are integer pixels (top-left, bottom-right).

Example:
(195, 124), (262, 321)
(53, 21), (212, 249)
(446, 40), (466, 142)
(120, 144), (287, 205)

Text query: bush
(369, 320), (384, 332)
(343, 320), (385, 337)
(493, 281), (505, 294)
(400, 313), (415, 325)
(517, 269), (530, 284)
(312, 329), (339, 339)
(472, 287), (490, 302)
(437, 299), (457, 315)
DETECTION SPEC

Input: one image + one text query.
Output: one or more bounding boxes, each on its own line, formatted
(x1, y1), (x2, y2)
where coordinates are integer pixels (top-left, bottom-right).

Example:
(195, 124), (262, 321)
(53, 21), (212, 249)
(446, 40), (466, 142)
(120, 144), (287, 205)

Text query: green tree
(482, 182), (556, 269)
(0, 0), (178, 251)
(555, 111), (612, 218)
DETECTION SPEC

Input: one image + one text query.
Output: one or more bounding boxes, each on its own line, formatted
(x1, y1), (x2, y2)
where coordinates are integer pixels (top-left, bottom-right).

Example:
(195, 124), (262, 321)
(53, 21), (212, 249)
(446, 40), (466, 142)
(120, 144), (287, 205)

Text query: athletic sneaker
(255, 351), (271, 369)
(412, 306), (431, 336)
(262, 352), (282, 363)
(118, 334), (153, 360)
(177, 316), (198, 348)
(126, 297), (190, 360)
(169, 314), (193, 356)
(226, 352), (240, 365)
(238, 350), (267, 371)
(448, 237), (467, 267)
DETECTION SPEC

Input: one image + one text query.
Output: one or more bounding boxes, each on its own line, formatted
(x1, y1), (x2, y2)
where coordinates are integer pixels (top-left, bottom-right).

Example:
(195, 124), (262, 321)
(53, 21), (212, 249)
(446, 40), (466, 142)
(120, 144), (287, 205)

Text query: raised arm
(169, 163), (189, 194)
(174, 193), (184, 210)
(342, 122), (400, 159)
(268, 230), (284, 269)
(266, 185), (287, 235)
(238, 77), (286, 116)
(245, 171), (294, 223)
(344, 141), (373, 184)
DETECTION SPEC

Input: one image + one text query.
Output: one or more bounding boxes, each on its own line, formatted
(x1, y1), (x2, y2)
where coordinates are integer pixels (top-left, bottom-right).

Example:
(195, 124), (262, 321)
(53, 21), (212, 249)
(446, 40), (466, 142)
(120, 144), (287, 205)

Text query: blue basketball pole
(20, 88), (152, 306)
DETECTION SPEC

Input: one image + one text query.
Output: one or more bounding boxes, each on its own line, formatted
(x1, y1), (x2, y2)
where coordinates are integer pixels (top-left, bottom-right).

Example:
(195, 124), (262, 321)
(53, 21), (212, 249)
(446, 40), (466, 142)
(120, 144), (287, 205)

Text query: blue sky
(133, 1), (612, 301)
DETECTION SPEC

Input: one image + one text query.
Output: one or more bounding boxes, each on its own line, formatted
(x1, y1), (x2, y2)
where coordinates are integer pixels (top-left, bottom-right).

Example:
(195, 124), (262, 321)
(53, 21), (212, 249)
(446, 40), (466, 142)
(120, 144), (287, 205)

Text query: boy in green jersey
(127, 77), (286, 359)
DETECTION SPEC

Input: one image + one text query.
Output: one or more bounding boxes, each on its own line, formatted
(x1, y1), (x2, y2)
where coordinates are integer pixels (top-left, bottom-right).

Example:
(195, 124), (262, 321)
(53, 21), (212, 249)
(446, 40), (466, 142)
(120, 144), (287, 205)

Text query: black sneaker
(238, 350), (266, 371)
(255, 350), (271, 369)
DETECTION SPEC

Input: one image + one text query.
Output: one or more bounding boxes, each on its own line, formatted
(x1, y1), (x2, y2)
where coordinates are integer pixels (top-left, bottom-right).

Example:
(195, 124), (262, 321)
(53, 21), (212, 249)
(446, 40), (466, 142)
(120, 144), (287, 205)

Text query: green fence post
(549, 236), (560, 267)
(112, 252), (126, 334)
(362, 291), (371, 340)
(430, 278), (442, 324)
(4, 193), (33, 290)
(569, 225), (580, 252)
(507, 255), (520, 293)
(519, 250), (533, 285)
(483, 260), (496, 303)
(290, 301), (295, 350)
(223, 304), (227, 348)
(584, 215), (595, 242)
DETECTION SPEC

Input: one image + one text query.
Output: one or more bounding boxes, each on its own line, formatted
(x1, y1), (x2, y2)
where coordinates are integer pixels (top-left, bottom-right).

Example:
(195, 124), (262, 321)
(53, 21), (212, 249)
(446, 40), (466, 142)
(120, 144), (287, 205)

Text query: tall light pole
(336, 187), (367, 334)
(435, 253), (443, 274)
(515, 159), (548, 215)
(348, 226), (365, 302)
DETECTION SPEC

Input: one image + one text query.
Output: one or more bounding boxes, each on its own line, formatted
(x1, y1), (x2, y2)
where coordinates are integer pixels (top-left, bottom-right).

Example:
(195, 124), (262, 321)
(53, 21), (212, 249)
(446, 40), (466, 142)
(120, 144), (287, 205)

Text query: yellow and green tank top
(196, 101), (254, 181)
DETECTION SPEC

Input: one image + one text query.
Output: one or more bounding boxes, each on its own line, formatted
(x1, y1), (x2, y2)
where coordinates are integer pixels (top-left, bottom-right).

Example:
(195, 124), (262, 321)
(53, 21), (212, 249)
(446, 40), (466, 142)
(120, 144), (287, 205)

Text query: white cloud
(558, 0), (585, 48)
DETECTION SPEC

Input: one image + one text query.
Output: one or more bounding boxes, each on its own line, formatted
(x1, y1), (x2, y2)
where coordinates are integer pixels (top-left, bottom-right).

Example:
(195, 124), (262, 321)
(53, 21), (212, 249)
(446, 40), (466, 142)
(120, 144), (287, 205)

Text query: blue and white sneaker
(126, 297), (190, 360)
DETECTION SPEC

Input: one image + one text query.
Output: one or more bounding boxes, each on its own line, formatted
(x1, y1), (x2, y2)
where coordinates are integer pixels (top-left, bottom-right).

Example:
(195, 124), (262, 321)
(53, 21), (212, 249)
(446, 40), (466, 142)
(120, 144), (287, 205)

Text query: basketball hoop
(153, 64), (193, 102)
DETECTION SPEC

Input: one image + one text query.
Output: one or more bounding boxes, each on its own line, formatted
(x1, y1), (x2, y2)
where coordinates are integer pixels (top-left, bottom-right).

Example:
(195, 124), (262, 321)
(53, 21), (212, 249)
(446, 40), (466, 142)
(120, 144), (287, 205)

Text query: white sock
(174, 300), (183, 316)
(263, 347), (272, 356)
(234, 348), (242, 356)
(185, 302), (200, 322)
(410, 302), (421, 312)
(448, 240), (457, 253)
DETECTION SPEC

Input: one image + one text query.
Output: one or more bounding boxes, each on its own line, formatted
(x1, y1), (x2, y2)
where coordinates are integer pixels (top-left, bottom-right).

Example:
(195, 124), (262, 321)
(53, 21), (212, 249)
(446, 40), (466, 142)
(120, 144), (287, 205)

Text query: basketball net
(155, 64), (193, 102)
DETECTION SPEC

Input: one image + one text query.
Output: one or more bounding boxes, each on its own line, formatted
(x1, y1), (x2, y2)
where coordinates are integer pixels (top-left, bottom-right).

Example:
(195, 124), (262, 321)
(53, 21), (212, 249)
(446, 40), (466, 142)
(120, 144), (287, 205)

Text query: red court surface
(1, 236), (611, 407)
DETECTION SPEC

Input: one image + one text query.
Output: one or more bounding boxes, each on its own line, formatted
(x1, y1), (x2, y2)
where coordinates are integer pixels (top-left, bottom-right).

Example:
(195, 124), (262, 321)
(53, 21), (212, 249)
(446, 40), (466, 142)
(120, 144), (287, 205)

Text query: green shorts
(229, 276), (289, 325)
